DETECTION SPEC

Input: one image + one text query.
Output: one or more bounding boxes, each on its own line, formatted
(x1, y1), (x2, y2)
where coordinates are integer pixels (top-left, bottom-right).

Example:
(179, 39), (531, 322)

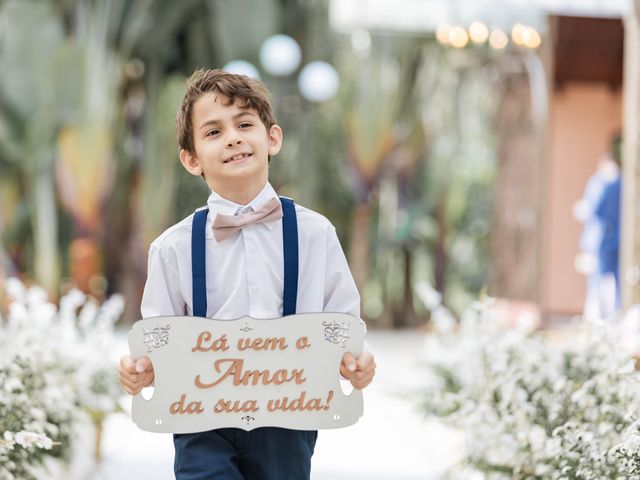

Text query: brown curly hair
(176, 69), (277, 155)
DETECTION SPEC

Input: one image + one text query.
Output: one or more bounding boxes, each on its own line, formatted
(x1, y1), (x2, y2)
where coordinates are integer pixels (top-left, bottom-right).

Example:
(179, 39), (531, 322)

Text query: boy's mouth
(223, 152), (252, 164)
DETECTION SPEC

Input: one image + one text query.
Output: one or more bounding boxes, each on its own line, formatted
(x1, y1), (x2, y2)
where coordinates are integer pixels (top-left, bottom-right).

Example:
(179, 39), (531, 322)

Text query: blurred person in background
(575, 133), (622, 320)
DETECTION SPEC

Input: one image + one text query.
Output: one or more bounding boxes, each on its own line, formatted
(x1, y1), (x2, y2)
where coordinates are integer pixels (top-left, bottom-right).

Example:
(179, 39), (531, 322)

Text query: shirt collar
(206, 182), (279, 231)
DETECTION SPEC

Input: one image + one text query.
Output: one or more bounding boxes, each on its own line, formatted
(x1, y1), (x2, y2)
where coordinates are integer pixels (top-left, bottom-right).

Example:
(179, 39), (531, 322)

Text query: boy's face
(179, 93), (282, 197)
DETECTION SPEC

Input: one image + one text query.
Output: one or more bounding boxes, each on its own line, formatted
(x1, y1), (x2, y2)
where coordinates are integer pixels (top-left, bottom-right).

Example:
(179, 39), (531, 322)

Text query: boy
(119, 69), (376, 479)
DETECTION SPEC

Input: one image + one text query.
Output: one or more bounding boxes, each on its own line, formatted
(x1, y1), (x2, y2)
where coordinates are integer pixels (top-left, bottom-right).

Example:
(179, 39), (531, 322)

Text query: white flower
(97, 293), (125, 326)
(0, 433), (15, 451)
(25, 286), (48, 306)
(415, 281), (442, 310)
(29, 407), (46, 421)
(0, 279), (124, 474)
(5, 278), (26, 302)
(418, 297), (640, 477)
(14, 431), (53, 450)
(3, 377), (22, 392)
(79, 300), (99, 331)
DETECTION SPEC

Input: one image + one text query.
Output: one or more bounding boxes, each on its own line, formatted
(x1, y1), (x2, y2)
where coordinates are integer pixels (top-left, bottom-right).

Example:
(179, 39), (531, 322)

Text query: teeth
(226, 153), (250, 163)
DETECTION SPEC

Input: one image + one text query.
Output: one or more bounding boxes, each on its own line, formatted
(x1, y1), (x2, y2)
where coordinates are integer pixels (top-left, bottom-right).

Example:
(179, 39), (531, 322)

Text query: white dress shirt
(141, 182), (361, 321)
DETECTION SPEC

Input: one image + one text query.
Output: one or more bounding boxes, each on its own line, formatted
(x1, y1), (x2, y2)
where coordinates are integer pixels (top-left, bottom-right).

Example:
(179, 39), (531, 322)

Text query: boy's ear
(179, 149), (203, 177)
(267, 124), (283, 157)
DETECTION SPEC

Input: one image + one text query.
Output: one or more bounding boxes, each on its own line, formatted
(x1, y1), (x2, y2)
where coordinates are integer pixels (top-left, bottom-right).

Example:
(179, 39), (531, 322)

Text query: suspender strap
(191, 208), (209, 317)
(190, 198), (299, 318)
(280, 197), (299, 316)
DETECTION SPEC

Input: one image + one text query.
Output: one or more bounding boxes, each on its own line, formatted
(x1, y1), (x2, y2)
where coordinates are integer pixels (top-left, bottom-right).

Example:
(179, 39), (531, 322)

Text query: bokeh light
(222, 60), (261, 79)
(525, 27), (542, 49)
(259, 34), (302, 76)
(469, 21), (489, 44)
(298, 61), (340, 102)
(449, 26), (469, 48)
(512, 23), (528, 46)
(351, 29), (372, 53)
(489, 29), (509, 49)
(436, 24), (452, 45)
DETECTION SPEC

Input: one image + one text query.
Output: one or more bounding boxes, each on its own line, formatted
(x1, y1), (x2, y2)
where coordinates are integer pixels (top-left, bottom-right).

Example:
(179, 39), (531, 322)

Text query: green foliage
(0, 0), (502, 324)
(138, 73), (188, 245)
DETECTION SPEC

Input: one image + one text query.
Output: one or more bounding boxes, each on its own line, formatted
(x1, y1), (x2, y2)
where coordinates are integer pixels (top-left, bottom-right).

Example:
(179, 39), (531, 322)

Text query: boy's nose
(227, 139), (242, 147)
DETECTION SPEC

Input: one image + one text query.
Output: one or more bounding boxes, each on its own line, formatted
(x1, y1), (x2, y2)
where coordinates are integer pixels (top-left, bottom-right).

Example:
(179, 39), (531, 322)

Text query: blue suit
(595, 176), (622, 308)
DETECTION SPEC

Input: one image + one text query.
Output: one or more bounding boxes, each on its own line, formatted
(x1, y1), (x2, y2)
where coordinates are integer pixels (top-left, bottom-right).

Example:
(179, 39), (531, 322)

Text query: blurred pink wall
(542, 83), (622, 315)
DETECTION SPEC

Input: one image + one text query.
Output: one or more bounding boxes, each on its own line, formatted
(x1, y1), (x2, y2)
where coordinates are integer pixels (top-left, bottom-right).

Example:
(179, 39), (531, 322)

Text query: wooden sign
(128, 313), (366, 433)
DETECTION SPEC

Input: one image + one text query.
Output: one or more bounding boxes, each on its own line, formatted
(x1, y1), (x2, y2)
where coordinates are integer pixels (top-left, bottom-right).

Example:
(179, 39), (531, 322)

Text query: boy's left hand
(340, 351), (376, 389)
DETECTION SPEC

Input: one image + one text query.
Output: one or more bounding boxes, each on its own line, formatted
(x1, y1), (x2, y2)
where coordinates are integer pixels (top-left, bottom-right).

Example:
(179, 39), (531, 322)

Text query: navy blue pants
(173, 427), (317, 479)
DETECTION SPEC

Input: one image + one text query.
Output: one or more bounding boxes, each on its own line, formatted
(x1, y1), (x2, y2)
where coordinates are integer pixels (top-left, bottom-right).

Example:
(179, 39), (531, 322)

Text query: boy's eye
(238, 122), (252, 129)
(206, 129), (220, 137)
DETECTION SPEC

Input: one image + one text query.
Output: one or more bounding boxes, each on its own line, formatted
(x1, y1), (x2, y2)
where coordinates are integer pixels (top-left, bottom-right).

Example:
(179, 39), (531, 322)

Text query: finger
(121, 382), (139, 395)
(352, 377), (373, 389)
(126, 384), (142, 395)
(340, 362), (353, 379)
(356, 352), (374, 370)
(120, 355), (136, 373)
(350, 363), (376, 389)
(118, 364), (137, 383)
(351, 370), (371, 382)
(119, 376), (141, 395)
(358, 360), (376, 376)
(120, 383), (134, 395)
(118, 363), (141, 383)
(123, 371), (154, 389)
(119, 366), (151, 385)
(351, 370), (375, 389)
(121, 371), (154, 392)
(143, 370), (155, 387)
(135, 356), (153, 374)
(341, 352), (357, 372)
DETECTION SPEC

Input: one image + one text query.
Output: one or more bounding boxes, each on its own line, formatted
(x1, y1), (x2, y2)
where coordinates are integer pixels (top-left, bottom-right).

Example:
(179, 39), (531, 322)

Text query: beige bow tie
(212, 197), (283, 242)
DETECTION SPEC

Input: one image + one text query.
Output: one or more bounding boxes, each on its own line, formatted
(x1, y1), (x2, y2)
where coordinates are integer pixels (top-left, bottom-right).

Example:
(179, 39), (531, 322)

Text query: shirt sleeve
(140, 244), (187, 318)
(323, 227), (373, 360)
(323, 226), (361, 318)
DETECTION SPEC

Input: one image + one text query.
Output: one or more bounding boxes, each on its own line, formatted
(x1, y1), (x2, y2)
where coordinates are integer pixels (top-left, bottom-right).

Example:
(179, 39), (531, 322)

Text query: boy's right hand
(119, 355), (154, 395)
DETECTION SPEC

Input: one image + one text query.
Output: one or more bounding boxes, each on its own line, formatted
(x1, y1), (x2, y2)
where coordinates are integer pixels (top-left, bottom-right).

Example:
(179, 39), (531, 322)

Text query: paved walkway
(73, 329), (463, 479)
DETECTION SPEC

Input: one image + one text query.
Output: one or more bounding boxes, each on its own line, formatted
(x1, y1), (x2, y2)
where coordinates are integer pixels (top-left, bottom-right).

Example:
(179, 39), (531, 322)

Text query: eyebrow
(199, 111), (256, 130)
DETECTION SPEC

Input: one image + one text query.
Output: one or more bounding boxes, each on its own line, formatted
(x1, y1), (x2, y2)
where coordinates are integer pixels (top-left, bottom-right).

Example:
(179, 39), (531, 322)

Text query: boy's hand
(340, 351), (376, 389)
(119, 355), (154, 395)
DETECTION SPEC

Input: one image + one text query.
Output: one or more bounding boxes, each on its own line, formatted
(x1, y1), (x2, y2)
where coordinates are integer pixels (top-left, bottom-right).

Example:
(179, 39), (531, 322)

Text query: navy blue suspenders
(280, 197), (299, 317)
(190, 197), (298, 318)
(191, 207), (208, 318)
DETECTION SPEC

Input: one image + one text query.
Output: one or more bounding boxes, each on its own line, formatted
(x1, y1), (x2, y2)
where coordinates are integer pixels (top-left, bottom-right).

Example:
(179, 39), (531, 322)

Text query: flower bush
(0, 279), (123, 480)
(420, 296), (640, 479)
